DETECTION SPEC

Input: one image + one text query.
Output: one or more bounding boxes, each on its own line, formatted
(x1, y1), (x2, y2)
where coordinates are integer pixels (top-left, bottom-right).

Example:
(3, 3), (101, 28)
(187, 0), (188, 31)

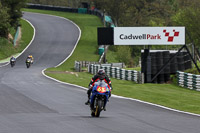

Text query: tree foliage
(116, 46), (133, 66)
(0, 3), (10, 38)
(93, 0), (174, 26)
(1, 0), (27, 28)
(172, 0), (200, 48)
(0, 0), (27, 38)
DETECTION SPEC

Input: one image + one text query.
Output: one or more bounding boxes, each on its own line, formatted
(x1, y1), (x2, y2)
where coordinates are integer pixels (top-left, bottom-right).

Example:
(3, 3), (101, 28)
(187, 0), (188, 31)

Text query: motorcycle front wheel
(95, 99), (103, 117)
(26, 63), (30, 68)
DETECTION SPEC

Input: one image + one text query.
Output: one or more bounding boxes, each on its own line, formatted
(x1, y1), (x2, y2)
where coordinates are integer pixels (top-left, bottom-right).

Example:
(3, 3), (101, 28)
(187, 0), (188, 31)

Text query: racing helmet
(97, 69), (106, 80)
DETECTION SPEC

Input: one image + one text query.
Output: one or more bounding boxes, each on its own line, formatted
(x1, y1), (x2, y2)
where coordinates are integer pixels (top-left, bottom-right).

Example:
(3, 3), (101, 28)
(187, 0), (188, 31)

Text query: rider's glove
(89, 84), (93, 89)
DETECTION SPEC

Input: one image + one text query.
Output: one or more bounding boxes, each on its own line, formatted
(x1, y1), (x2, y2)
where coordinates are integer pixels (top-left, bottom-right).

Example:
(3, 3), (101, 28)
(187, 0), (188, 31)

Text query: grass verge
(0, 19), (34, 61)
(24, 8), (200, 115)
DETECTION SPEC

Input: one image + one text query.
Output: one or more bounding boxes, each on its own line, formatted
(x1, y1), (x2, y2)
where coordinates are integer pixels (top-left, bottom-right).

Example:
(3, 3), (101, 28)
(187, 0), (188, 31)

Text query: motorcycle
(26, 58), (32, 68)
(10, 59), (16, 67)
(90, 80), (111, 117)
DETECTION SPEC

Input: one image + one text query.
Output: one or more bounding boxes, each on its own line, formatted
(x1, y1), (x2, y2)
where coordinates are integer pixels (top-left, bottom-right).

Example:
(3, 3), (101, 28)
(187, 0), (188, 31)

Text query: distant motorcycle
(90, 80), (111, 117)
(26, 58), (32, 68)
(10, 58), (16, 67)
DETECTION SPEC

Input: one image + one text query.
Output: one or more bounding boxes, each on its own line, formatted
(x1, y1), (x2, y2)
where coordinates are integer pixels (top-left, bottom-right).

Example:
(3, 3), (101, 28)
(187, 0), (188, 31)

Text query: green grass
(0, 19), (33, 61)
(20, 19), (34, 51)
(9, 27), (16, 37)
(46, 71), (200, 114)
(184, 62), (200, 75)
(106, 49), (120, 63)
(24, 8), (200, 115)
(125, 67), (141, 71)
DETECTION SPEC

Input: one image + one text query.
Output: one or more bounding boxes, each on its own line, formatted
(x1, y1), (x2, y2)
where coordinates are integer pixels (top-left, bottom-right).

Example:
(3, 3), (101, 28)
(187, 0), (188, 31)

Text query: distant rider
(85, 69), (112, 106)
(26, 55), (34, 64)
(10, 56), (16, 64)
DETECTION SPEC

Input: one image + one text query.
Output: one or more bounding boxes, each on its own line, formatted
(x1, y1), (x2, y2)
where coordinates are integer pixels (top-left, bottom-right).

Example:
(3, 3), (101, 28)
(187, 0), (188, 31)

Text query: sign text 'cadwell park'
(114, 27), (185, 45)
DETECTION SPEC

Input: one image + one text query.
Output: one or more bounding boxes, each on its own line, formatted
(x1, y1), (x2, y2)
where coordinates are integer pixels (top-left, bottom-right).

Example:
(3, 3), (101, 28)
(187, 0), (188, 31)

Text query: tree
(116, 46), (133, 67)
(172, 6), (200, 47)
(1, 0), (27, 28)
(93, 0), (174, 27)
(0, 2), (10, 38)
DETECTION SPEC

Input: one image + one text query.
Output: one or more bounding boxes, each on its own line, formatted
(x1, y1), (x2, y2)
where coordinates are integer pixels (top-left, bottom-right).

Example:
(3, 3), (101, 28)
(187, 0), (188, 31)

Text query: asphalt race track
(0, 12), (199, 133)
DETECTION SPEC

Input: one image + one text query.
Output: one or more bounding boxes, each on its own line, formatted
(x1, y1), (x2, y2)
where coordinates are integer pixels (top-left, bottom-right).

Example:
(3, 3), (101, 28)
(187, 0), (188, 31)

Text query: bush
(116, 46), (133, 67)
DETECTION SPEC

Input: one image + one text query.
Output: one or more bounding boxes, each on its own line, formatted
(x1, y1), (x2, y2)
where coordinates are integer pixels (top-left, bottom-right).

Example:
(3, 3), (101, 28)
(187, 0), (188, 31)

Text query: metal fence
(177, 71), (200, 91)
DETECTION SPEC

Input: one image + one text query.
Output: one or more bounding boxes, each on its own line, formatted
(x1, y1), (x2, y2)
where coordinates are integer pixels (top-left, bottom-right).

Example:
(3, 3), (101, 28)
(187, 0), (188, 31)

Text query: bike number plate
(97, 87), (106, 93)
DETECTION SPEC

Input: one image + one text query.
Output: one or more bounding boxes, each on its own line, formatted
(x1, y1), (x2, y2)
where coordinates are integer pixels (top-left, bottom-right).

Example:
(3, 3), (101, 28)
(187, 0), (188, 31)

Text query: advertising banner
(114, 27), (185, 45)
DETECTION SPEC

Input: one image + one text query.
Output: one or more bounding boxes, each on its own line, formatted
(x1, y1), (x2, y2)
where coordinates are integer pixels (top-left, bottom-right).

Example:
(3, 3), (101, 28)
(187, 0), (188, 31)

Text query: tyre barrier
(177, 52), (185, 71)
(170, 53), (178, 74)
(177, 71), (200, 91)
(88, 64), (141, 83)
(74, 61), (125, 73)
(74, 61), (82, 72)
(74, 61), (99, 72)
(141, 50), (192, 83)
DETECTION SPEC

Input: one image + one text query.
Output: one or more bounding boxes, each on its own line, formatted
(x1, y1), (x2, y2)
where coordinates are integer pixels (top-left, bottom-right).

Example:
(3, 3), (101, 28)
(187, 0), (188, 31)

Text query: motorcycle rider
(10, 56), (16, 65)
(85, 69), (112, 110)
(26, 55), (34, 64)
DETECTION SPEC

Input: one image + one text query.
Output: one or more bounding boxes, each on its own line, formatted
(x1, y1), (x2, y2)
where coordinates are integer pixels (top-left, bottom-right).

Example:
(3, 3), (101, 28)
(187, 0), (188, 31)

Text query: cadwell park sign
(97, 26), (199, 84)
(98, 27), (185, 45)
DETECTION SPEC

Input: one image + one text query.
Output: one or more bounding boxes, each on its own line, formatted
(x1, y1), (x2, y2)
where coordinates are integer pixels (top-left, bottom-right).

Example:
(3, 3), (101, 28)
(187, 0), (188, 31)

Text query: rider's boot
(85, 99), (90, 105)
(85, 89), (91, 105)
(85, 96), (90, 105)
(103, 106), (106, 111)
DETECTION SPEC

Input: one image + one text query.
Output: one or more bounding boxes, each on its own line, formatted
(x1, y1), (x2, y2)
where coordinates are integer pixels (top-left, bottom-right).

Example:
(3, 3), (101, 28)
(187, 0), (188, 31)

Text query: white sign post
(114, 27), (185, 45)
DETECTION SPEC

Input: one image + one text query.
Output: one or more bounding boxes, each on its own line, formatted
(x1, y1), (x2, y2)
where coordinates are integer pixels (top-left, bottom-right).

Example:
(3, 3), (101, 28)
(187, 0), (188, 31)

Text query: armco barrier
(177, 71), (200, 91)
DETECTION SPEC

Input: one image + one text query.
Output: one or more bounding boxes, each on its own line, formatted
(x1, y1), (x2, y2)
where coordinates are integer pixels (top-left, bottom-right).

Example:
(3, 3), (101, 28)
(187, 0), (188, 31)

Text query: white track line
(0, 62), (9, 68)
(25, 12), (200, 117)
